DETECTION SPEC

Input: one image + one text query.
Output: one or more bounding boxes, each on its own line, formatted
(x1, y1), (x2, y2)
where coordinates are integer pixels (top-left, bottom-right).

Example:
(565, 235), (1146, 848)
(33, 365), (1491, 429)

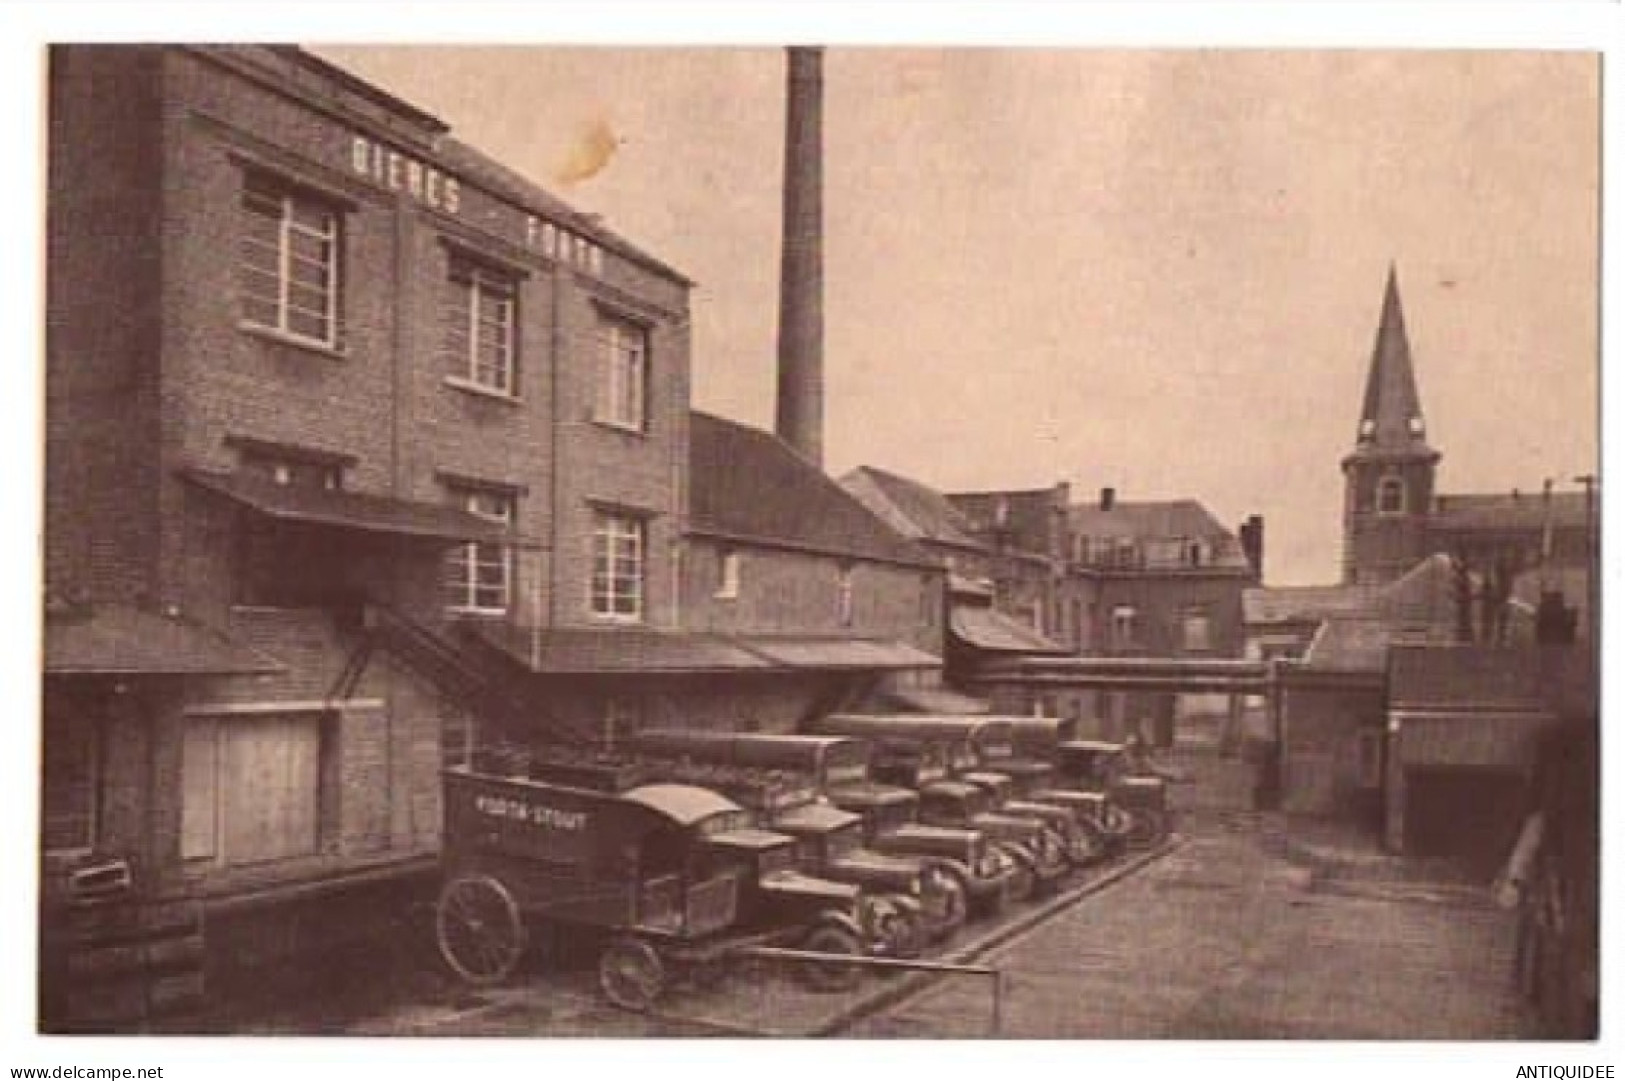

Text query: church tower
(1341, 265), (1441, 585)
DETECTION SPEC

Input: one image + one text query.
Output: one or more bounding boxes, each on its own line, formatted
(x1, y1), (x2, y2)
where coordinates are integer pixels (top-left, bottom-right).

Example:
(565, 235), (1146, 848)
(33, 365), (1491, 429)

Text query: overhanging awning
(182, 468), (536, 546)
(464, 624), (780, 674)
(45, 606), (285, 676)
(950, 605), (1069, 655)
(733, 636), (942, 671)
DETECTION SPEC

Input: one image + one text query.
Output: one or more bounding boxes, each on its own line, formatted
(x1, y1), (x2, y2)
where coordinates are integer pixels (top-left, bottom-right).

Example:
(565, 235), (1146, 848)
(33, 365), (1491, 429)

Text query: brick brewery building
(41, 45), (943, 1025)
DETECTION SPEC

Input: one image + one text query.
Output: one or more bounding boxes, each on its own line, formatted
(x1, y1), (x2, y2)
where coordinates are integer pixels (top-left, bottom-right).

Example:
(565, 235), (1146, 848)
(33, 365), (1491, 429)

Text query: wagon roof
(772, 802), (863, 833)
(706, 826), (794, 851)
(619, 783), (743, 827)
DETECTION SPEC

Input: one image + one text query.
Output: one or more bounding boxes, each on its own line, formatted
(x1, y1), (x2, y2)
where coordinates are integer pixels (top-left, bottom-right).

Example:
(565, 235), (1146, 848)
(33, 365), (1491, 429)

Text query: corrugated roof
(689, 412), (939, 569)
(840, 467), (988, 552)
(1388, 645), (1551, 711)
(949, 605), (1070, 655)
(45, 606), (285, 676)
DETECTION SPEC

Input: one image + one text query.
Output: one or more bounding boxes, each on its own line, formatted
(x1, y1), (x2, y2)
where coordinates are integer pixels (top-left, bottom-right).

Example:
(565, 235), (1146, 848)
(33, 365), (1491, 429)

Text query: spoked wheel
(794, 923), (864, 993)
(1069, 820), (1108, 866)
(436, 874), (525, 986)
(599, 936), (666, 1012)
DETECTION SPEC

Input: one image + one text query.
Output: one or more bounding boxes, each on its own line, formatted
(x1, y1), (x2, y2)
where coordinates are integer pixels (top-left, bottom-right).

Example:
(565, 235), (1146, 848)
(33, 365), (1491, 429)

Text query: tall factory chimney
(775, 46), (825, 467)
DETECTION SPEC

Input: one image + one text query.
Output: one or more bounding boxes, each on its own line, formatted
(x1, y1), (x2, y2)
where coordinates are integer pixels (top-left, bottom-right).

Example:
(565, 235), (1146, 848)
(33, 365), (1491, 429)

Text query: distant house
(1064, 488), (1260, 742)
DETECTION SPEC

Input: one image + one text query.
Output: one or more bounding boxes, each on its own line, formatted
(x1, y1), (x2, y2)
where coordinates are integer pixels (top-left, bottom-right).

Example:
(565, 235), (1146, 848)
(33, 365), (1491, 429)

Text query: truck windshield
(758, 843), (796, 877)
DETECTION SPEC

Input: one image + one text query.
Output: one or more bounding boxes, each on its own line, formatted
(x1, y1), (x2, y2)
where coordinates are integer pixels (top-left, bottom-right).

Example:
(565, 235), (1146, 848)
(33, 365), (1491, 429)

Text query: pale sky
(311, 45), (1598, 587)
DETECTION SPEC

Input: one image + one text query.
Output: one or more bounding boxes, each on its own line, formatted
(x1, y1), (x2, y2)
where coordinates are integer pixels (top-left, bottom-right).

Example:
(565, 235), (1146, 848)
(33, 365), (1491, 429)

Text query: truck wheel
(1128, 807), (1169, 847)
(923, 869), (968, 941)
(879, 904), (924, 960)
(1005, 852), (1037, 905)
(599, 936), (665, 1012)
(435, 874), (525, 986)
(795, 923), (863, 993)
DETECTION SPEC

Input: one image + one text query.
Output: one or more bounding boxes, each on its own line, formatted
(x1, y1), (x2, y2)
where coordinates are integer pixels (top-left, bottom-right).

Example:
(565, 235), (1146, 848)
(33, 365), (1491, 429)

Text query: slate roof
(949, 606), (1070, 655)
(840, 467), (988, 552)
(1346, 265), (1438, 463)
(689, 412), (938, 569)
(436, 137), (693, 287)
(1302, 616), (1452, 673)
(1242, 584), (1379, 627)
(1068, 498), (1250, 569)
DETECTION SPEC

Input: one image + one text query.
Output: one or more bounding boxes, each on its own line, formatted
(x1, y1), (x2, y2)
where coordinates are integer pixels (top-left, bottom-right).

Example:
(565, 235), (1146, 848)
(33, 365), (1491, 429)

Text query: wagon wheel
(794, 923), (864, 993)
(436, 874), (526, 986)
(599, 936), (666, 1012)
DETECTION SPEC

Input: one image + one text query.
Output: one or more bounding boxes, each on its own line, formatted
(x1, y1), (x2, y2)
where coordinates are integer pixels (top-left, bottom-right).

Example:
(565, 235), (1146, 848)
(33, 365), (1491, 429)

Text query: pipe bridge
(967, 655), (1274, 695)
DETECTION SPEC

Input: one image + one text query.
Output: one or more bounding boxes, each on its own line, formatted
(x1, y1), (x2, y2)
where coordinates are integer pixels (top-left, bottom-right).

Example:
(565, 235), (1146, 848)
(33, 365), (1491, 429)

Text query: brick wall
(45, 47), (166, 606)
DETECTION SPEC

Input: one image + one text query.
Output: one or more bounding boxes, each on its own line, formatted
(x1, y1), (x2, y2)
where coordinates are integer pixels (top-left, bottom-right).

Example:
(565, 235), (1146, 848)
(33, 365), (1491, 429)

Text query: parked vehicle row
(431, 714), (1170, 1014)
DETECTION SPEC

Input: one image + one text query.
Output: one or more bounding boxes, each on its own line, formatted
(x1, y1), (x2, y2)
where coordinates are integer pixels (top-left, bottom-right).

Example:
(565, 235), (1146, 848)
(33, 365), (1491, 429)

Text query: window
(1377, 475), (1406, 515)
(715, 549), (742, 599)
(1181, 608), (1213, 652)
(239, 171), (342, 347)
(837, 565), (855, 627)
(182, 713), (331, 867)
(444, 256), (517, 395)
(597, 313), (649, 430)
(237, 448), (344, 491)
(445, 489), (515, 615)
(1111, 605), (1137, 649)
(592, 511), (646, 620)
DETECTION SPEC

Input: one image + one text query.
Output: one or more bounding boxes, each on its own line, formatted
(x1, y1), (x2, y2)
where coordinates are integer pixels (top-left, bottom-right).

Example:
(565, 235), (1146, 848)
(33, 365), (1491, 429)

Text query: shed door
(1404, 767), (1526, 879)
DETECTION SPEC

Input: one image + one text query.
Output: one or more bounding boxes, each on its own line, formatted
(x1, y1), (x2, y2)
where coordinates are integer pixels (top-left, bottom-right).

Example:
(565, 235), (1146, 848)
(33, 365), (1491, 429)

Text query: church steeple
(1340, 263), (1442, 585)
(1348, 263), (1435, 461)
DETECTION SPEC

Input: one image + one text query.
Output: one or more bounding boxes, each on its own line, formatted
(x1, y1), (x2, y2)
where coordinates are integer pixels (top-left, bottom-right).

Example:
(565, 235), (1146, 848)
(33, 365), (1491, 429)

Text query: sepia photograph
(13, 1), (1615, 1073)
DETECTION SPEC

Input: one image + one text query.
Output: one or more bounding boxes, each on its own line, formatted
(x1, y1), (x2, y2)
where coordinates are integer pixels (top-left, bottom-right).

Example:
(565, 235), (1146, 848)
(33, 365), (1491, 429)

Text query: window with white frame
(1377, 475), (1407, 515)
(837, 564), (856, 627)
(443, 256), (517, 395)
(592, 511), (646, 620)
(182, 712), (331, 867)
(1111, 605), (1137, 649)
(596, 313), (649, 430)
(716, 549), (742, 599)
(1181, 608), (1213, 652)
(444, 489), (515, 615)
(239, 171), (343, 347)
